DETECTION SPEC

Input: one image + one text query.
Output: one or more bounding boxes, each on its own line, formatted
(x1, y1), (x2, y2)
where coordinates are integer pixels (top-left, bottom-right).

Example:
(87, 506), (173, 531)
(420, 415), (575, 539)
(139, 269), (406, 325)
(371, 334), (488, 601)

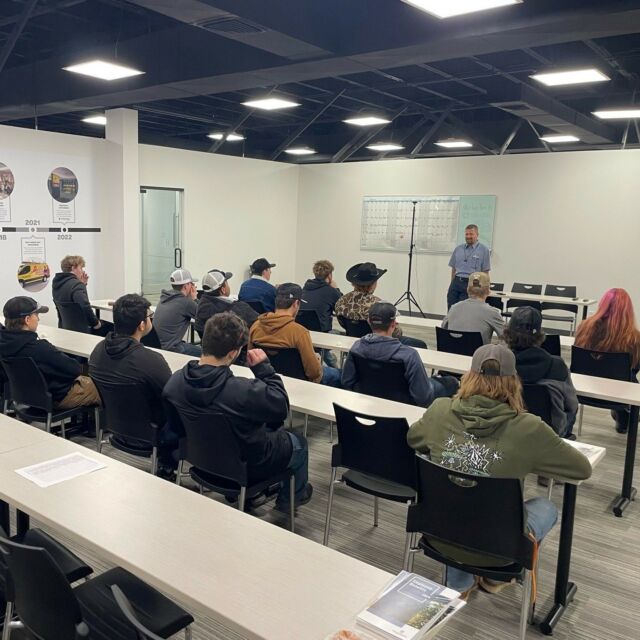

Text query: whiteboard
(360, 195), (496, 253)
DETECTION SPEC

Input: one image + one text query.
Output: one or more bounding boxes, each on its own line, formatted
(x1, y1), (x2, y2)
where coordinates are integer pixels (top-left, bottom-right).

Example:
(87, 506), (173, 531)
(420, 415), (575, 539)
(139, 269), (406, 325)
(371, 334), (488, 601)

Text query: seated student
(163, 312), (312, 512)
(238, 258), (277, 312)
(342, 302), (458, 406)
(52, 255), (111, 336)
(0, 296), (100, 409)
(442, 272), (504, 344)
(575, 287), (640, 433)
(153, 268), (201, 357)
(249, 283), (342, 387)
(407, 344), (591, 597)
(504, 307), (578, 438)
(302, 259), (342, 332)
(88, 293), (177, 476)
(335, 262), (426, 348)
(195, 269), (258, 337)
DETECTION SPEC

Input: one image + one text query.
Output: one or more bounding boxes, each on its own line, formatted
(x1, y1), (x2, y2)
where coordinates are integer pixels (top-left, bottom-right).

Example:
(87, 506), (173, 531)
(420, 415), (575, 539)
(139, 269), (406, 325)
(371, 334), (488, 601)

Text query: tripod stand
(394, 200), (426, 318)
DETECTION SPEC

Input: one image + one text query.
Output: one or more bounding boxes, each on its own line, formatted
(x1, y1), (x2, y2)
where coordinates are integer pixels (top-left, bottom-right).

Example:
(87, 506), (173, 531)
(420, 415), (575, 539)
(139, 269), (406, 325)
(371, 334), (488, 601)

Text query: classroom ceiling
(3, 0), (640, 163)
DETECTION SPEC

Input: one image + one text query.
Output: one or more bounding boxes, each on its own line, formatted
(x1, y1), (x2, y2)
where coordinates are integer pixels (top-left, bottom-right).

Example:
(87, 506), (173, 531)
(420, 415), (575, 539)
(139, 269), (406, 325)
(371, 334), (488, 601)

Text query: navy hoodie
(163, 360), (292, 480)
(301, 278), (342, 332)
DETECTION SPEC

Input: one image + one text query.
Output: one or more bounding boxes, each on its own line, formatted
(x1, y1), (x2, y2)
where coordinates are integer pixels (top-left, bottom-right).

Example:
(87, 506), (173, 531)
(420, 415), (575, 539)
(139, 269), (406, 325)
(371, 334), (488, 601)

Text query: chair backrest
(506, 282), (542, 311)
(542, 284), (578, 314)
(111, 585), (163, 640)
(436, 327), (483, 356)
(350, 354), (414, 405)
(296, 309), (323, 332)
(0, 537), (88, 640)
(540, 333), (561, 356)
(141, 326), (162, 349)
(522, 384), (554, 426)
(168, 407), (248, 486)
(570, 346), (633, 382)
(337, 316), (371, 338)
(92, 380), (160, 444)
(332, 404), (416, 489)
(486, 282), (504, 311)
(254, 344), (307, 380)
(406, 455), (535, 568)
(1, 357), (52, 411)
(246, 300), (266, 314)
(56, 302), (90, 333)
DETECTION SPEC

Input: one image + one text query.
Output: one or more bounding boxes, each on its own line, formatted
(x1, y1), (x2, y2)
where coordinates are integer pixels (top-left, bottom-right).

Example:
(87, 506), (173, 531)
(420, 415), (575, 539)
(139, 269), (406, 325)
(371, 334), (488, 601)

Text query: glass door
(140, 187), (183, 299)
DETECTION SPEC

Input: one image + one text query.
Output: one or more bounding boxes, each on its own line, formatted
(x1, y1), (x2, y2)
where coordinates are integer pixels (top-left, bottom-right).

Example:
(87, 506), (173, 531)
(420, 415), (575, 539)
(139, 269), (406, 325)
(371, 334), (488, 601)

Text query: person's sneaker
(479, 577), (517, 594)
(459, 576), (479, 601)
(564, 433), (577, 441)
(273, 483), (313, 513)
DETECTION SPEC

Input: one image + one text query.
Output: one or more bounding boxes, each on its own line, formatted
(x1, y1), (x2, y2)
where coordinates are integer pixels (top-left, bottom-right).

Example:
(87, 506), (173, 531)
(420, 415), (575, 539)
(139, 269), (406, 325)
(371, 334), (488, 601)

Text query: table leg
(539, 483), (578, 635)
(613, 405), (638, 517)
(581, 305), (587, 321)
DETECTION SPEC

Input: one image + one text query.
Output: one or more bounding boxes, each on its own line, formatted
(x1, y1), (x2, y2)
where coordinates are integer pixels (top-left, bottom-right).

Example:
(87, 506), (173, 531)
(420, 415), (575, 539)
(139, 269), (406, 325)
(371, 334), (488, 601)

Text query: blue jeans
(445, 497), (558, 591)
(321, 365), (342, 388)
(447, 277), (469, 310)
(174, 341), (202, 357)
(278, 432), (309, 504)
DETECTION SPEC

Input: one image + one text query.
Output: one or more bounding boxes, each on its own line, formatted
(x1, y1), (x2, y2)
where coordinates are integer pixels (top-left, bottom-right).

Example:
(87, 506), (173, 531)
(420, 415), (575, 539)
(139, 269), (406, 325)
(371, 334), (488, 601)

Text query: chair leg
(150, 447), (158, 475)
(288, 410), (293, 430)
(303, 414), (309, 438)
(546, 479), (555, 500)
(46, 413), (52, 434)
(199, 485), (203, 495)
(184, 626), (192, 640)
(402, 531), (413, 571)
(60, 418), (66, 439)
(373, 496), (379, 527)
(329, 421), (334, 443)
(519, 570), (533, 640)
(2, 601), (13, 640)
(289, 474), (295, 533)
(323, 467), (338, 546)
(578, 405), (584, 437)
(94, 408), (102, 452)
(175, 460), (183, 486)
(238, 487), (247, 512)
(441, 563), (447, 586)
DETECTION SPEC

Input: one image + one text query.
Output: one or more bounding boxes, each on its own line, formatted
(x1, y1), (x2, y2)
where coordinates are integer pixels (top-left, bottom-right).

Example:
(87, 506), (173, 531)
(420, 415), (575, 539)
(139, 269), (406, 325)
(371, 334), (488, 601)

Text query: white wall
(139, 145), (300, 291)
(296, 150), (640, 316)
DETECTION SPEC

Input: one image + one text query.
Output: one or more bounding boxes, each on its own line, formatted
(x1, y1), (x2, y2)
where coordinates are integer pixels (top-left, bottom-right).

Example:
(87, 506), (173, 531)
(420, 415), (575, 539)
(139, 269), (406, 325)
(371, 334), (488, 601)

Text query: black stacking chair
(337, 316), (371, 338)
(56, 302), (90, 333)
(92, 381), (162, 475)
(0, 538), (193, 640)
(436, 327), (483, 357)
(570, 346), (633, 436)
(246, 300), (266, 315)
(141, 326), (162, 349)
(296, 309), (323, 332)
(1, 357), (98, 441)
(324, 404), (416, 567)
(254, 344), (306, 380)
(110, 585), (163, 640)
(0, 362), (10, 415)
(405, 455), (536, 640)
(522, 384), (554, 427)
(540, 333), (561, 357)
(170, 409), (296, 531)
(349, 354), (414, 405)
(487, 282), (505, 311)
(541, 285), (578, 335)
(504, 283), (543, 317)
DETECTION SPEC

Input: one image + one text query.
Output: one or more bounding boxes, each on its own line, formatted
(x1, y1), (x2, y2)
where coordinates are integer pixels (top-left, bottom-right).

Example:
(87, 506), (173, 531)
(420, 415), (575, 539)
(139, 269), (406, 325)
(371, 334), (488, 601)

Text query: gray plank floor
(20, 332), (640, 639)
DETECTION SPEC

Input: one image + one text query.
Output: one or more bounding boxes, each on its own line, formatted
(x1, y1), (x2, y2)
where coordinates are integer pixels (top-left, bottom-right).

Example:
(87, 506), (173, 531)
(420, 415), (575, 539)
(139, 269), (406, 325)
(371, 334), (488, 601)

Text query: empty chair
(245, 300), (266, 315)
(324, 404), (416, 566)
(253, 344), (306, 380)
(0, 537), (193, 640)
(541, 285), (579, 334)
(540, 333), (561, 357)
(405, 455), (536, 640)
(337, 316), (370, 338)
(170, 409), (296, 531)
(570, 346), (633, 435)
(504, 283), (543, 317)
(296, 309), (323, 332)
(1, 357), (97, 440)
(487, 281), (505, 311)
(56, 302), (90, 333)
(349, 354), (414, 405)
(436, 327), (483, 356)
(110, 585), (163, 640)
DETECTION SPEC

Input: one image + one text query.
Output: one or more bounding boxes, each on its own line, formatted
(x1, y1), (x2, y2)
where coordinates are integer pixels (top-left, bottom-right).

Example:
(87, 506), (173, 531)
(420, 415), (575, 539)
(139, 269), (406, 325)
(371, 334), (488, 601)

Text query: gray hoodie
(153, 289), (198, 351)
(342, 333), (436, 407)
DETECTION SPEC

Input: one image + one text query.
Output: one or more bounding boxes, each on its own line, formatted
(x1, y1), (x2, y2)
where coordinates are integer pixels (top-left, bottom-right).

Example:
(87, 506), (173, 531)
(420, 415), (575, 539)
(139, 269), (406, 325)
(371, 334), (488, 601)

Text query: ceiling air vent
(195, 17), (267, 35)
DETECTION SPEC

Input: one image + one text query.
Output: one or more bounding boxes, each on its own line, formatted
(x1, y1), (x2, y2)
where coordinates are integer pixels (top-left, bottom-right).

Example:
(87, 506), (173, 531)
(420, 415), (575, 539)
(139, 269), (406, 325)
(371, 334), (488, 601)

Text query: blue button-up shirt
(448, 242), (491, 277)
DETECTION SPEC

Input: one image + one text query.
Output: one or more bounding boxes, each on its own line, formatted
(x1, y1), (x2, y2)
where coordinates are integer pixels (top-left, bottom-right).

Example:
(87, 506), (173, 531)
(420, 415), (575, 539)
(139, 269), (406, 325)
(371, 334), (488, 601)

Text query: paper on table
(16, 453), (106, 488)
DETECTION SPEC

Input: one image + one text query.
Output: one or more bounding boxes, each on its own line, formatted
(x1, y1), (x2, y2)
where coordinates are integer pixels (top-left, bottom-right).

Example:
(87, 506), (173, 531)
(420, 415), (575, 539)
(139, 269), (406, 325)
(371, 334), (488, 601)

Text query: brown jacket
(249, 312), (323, 383)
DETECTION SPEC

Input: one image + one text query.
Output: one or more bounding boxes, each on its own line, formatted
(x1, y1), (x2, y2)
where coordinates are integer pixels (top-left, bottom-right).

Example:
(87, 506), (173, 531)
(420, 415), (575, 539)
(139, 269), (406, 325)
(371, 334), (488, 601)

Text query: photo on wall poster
(48, 166), (78, 224)
(0, 162), (15, 222)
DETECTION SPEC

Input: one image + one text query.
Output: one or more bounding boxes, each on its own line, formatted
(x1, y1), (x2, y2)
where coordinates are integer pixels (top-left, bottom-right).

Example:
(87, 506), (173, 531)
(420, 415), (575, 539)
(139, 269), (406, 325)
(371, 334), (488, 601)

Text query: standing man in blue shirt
(238, 258), (277, 312)
(447, 224), (491, 310)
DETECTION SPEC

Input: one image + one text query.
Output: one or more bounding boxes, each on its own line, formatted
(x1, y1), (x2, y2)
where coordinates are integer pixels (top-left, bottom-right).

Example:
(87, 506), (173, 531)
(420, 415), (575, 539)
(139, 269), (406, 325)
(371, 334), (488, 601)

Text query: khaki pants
(56, 376), (101, 409)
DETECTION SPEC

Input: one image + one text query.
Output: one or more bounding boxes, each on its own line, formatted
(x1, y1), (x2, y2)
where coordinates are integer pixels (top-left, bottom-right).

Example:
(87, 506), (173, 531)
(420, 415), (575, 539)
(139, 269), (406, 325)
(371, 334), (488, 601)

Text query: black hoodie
(163, 360), (292, 480)
(301, 278), (342, 332)
(51, 272), (99, 328)
(194, 293), (258, 336)
(0, 329), (80, 401)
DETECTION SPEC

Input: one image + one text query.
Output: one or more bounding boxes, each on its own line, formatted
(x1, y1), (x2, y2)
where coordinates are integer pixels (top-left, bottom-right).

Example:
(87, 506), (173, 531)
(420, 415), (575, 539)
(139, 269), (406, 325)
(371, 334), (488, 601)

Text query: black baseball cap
(250, 258), (276, 274)
(3, 296), (49, 320)
(508, 306), (542, 334)
(368, 302), (398, 327)
(276, 283), (307, 303)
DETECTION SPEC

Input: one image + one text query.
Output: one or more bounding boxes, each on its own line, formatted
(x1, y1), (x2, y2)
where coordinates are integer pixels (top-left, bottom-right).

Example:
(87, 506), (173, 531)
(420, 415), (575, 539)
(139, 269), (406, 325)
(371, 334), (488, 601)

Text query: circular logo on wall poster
(48, 167), (79, 203)
(0, 162), (15, 200)
(17, 261), (50, 292)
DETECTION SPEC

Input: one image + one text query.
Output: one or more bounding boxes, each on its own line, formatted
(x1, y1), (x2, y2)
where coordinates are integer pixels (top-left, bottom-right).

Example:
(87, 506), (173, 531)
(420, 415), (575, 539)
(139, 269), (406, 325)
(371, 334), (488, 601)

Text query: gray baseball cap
(170, 268), (198, 285)
(470, 344), (517, 377)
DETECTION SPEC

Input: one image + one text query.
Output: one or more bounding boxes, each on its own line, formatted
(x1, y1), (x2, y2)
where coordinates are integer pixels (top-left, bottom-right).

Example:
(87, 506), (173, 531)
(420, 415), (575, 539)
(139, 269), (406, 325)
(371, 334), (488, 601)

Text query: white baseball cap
(170, 268), (198, 285)
(202, 269), (232, 291)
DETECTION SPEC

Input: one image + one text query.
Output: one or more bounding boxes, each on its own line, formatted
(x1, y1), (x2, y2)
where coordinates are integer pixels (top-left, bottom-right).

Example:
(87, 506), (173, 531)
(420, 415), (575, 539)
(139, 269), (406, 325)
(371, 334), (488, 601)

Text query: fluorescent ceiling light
(63, 59), (144, 81)
(82, 115), (107, 126)
(366, 143), (404, 151)
(531, 68), (609, 87)
(242, 98), (300, 110)
(207, 132), (245, 142)
(401, 0), (522, 19)
(435, 140), (473, 148)
(593, 109), (640, 120)
(344, 116), (391, 126)
(284, 147), (316, 155)
(540, 135), (580, 143)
